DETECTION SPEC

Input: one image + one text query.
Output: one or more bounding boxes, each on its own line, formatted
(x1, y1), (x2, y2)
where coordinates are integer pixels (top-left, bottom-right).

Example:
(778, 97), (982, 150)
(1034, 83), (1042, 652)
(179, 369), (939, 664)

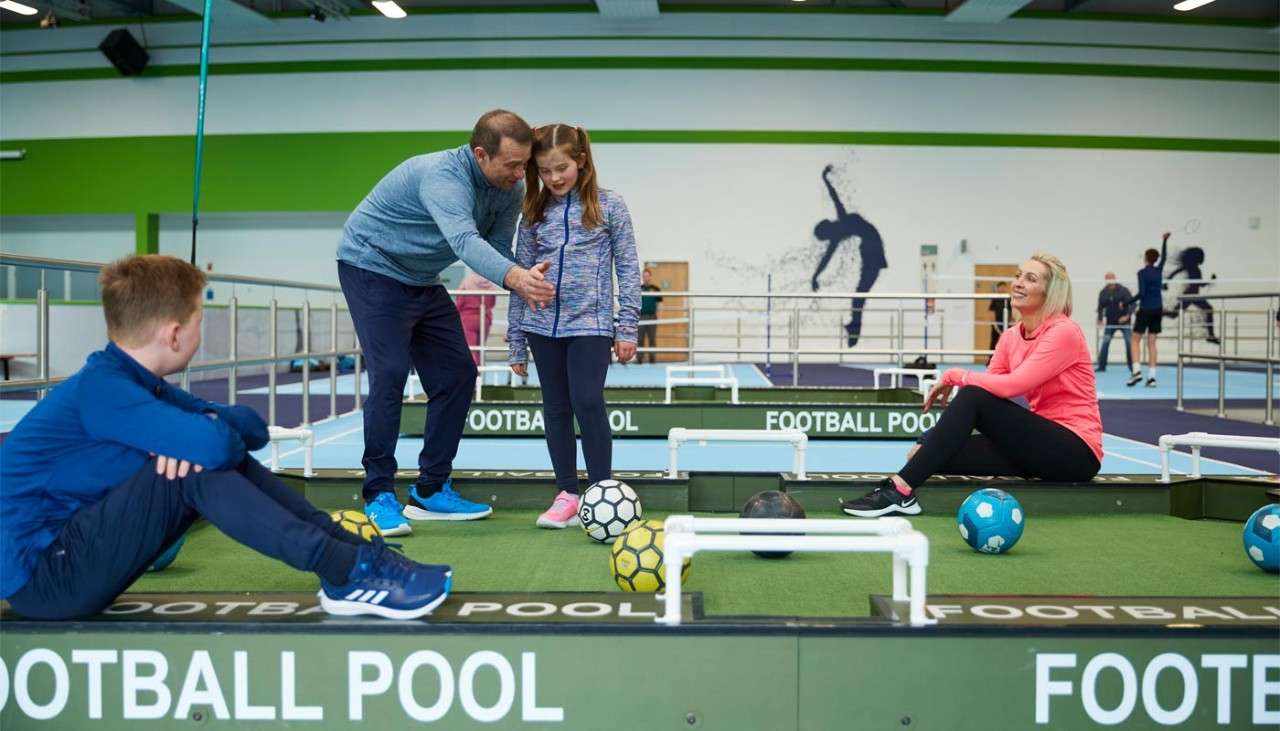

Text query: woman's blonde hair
(1029, 252), (1073, 318)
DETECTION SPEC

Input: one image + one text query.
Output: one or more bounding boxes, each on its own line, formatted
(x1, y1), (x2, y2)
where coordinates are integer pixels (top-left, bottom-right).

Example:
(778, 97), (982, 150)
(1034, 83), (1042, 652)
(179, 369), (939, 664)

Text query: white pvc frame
(658, 516), (935, 627)
(666, 427), (807, 479)
(1157, 431), (1280, 483)
(665, 365), (739, 404)
(267, 426), (315, 477)
(408, 366), (514, 403)
(873, 367), (940, 390)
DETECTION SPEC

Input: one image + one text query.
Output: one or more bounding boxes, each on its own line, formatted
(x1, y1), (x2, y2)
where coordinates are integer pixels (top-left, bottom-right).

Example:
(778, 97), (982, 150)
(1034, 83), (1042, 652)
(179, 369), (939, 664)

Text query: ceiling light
(1173, 0), (1217, 10)
(0, 0), (38, 15)
(372, 0), (406, 18)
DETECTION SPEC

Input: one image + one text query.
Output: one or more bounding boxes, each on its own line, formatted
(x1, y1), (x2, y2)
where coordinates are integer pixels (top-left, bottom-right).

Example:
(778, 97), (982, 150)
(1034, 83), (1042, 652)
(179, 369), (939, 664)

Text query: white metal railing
(657, 515), (935, 627)
(666, 427), (807, 479)
(0, 253), (364, 429)
(1157, 431), (1280, 483)
(1174, 292), (1278, 425)
(268, 426), (315, 477)
(664, 365), (739, 404)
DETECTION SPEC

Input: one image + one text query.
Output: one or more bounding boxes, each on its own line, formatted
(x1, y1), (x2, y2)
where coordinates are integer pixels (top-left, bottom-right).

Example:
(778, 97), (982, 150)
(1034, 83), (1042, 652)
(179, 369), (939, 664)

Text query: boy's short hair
(1144, 248), (1159, 264)
(99, 255), (207, 346)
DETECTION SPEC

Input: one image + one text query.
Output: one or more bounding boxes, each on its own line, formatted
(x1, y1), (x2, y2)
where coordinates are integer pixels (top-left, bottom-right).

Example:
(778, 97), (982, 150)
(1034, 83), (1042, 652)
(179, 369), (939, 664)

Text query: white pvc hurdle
(1157, 431), (1280, 483)
(666, 427), (807, 480)
(475, 365), (514, 403)
(665, 365), (739, 404)
(268, 426), (315, 477)
(873, 367), (940, 390)
(409, 366), (514, 403)
(658, 515), (935, 627)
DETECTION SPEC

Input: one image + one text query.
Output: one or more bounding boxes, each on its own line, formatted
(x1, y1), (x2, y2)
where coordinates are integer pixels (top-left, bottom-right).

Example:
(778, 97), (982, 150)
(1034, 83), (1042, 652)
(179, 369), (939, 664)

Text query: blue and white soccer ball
(1243, 504), (1280, 573)
(957, 488), (1024, 554)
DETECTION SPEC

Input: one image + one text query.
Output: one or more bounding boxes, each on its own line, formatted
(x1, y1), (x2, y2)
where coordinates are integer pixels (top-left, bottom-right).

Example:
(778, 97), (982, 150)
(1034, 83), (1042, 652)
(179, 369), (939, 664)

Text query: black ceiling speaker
(98, 29), (149, 77)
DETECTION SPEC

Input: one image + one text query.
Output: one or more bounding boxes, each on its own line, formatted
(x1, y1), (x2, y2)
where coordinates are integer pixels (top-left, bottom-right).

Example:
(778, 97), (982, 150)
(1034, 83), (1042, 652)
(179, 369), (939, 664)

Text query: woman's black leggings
(898, 386), (1100, 489)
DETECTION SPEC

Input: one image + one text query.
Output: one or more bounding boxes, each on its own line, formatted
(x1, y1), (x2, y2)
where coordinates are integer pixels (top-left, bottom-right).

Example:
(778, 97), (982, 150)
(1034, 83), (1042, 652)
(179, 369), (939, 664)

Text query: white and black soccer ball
(579, 479), (642, 543)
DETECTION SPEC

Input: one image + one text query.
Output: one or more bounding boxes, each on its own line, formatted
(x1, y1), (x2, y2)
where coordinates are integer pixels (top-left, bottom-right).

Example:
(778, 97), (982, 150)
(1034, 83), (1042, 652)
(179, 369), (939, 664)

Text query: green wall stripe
(4, 34), (1275, 58)
(2, 56), (1276, 84)
(1, 130), (1275, 217)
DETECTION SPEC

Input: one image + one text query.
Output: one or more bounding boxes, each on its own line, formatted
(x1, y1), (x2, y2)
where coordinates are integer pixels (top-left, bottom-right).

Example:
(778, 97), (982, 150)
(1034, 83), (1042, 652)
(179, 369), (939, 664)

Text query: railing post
(329, 301), (338, 419)
(791, 307), (799, 387)
(1217, 301), (1226, 419)
(268, 299), (277, 427)
(688, 305), (696, 366)
(1176, 302), (1184, 413)
(36, 278), (48, 400)
(302, 299), (311, 426)
(896, 300), (905, 366)
(228, 296), (238, 405)
(479, 294), (487, 366)
(353, 335), (363, 412)
(1266, 306), (1275, 426)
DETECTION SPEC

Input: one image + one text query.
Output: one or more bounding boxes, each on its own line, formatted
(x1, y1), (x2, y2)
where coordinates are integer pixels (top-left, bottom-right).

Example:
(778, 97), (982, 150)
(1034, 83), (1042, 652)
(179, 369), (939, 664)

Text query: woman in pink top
(842, 253), (1102, 517)
(455, 271), (498, 366)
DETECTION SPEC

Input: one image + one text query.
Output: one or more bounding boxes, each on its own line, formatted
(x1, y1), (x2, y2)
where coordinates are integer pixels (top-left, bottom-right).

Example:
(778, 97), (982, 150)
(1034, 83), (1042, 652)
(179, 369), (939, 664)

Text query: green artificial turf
(130, 511), (1278, 618)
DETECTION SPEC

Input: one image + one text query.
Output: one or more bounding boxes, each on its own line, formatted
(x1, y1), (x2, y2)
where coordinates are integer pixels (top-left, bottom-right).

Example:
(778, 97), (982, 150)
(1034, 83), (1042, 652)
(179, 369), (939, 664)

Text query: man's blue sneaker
(364, 491), (412, 537)
(403, 480), (493, 521)
(318, 539), (452, 620)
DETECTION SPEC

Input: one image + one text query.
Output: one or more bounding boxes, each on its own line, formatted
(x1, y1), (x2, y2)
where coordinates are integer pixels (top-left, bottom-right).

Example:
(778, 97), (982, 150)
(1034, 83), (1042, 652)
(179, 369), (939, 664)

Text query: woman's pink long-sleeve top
(939, 313), (1103, 463)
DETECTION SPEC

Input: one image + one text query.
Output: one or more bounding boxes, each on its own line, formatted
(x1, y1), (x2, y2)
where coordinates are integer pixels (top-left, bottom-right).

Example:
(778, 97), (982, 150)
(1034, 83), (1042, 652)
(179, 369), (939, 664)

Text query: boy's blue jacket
(0, 343), (268, 598)
(507, 188), (641, 363)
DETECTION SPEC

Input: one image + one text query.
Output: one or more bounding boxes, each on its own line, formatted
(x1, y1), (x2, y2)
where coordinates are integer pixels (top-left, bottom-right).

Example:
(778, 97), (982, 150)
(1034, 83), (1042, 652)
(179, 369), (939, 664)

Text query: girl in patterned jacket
(508, 124), (642, 529)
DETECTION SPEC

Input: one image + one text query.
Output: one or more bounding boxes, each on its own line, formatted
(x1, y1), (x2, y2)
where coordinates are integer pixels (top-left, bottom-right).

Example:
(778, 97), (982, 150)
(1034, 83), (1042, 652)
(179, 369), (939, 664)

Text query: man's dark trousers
(338, 262), (477, 501)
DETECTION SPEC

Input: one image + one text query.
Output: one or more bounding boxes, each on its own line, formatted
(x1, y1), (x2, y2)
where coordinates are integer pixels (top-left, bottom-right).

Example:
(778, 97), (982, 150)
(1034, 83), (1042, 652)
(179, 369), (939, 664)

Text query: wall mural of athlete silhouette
(810, 164), (887, 347)
(1164, 244), (1219, 344)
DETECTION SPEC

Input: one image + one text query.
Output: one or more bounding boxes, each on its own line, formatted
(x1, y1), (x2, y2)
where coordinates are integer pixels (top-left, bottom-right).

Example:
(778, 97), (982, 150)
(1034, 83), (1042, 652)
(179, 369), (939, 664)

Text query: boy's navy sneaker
(365, 491), (412, 536)
(318, 538), (452, 620)
(403, 479), (493, 521)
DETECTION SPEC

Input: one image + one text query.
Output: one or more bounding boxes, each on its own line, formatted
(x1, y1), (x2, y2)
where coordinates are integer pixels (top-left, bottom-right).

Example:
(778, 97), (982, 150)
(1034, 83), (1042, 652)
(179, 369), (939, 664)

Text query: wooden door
(644, 261), (688, 363)
(973, 263), (1019, 363)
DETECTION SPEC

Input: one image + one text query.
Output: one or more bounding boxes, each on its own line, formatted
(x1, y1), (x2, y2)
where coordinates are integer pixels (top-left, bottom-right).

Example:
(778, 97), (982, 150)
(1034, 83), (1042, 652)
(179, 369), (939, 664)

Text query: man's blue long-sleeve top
(0, 342), (269, 598)
(336, 144), (523, 287)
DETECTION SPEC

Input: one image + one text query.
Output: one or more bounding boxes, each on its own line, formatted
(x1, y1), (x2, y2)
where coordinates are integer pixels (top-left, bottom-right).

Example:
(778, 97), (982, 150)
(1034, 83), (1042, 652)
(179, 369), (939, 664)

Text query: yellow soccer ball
(330, 509), (381, 541)
(610, 520), (690, 593)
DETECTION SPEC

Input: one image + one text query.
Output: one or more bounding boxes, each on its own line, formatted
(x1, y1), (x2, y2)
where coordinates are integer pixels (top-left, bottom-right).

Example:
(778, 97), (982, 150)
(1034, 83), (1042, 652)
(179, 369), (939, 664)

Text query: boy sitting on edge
(0, 255), (450, 620)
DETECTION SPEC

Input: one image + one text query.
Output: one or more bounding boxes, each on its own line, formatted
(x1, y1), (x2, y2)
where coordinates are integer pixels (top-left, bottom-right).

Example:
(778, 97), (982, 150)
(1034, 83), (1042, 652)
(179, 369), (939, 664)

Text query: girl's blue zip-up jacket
(508, 188), (641, 364)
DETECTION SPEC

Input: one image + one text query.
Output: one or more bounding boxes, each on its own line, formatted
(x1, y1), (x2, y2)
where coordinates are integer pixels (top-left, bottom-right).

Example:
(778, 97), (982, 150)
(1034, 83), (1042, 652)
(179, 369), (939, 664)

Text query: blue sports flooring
(258, 410), (1267, 479)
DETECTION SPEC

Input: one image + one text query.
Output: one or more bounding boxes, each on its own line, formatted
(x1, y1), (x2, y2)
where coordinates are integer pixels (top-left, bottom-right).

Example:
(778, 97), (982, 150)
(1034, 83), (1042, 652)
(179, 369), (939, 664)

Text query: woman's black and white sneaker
(841, 482), (922, 518)
(1125, 372), (1143, 387)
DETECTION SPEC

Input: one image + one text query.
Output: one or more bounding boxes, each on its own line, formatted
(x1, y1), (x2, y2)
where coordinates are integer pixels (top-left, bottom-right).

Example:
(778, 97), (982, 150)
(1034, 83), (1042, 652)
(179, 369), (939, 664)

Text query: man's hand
(1162, 231), (1171, 241)
(922, 381), (954, 414)
(615, 341), (636, 363)
(511, 363), (528, 378)
(154, 454), (203, 480)
(505, 261), (555, 312)
(1119, 315), (1130, 324)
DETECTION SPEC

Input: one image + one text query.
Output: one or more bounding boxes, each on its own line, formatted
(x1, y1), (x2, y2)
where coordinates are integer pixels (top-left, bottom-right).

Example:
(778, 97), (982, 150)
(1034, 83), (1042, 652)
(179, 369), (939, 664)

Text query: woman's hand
(615, 340), (636, 363)
(922, 381), (954, 414)
(511, 363), (528, 378)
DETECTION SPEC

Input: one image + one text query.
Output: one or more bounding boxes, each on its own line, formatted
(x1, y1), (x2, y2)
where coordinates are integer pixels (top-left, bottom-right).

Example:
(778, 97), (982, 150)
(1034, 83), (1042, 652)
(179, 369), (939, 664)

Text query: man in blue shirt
(337, 110), (555, 535)
(0, 255), (450, 620)
(1127, 232), (1169, 387)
